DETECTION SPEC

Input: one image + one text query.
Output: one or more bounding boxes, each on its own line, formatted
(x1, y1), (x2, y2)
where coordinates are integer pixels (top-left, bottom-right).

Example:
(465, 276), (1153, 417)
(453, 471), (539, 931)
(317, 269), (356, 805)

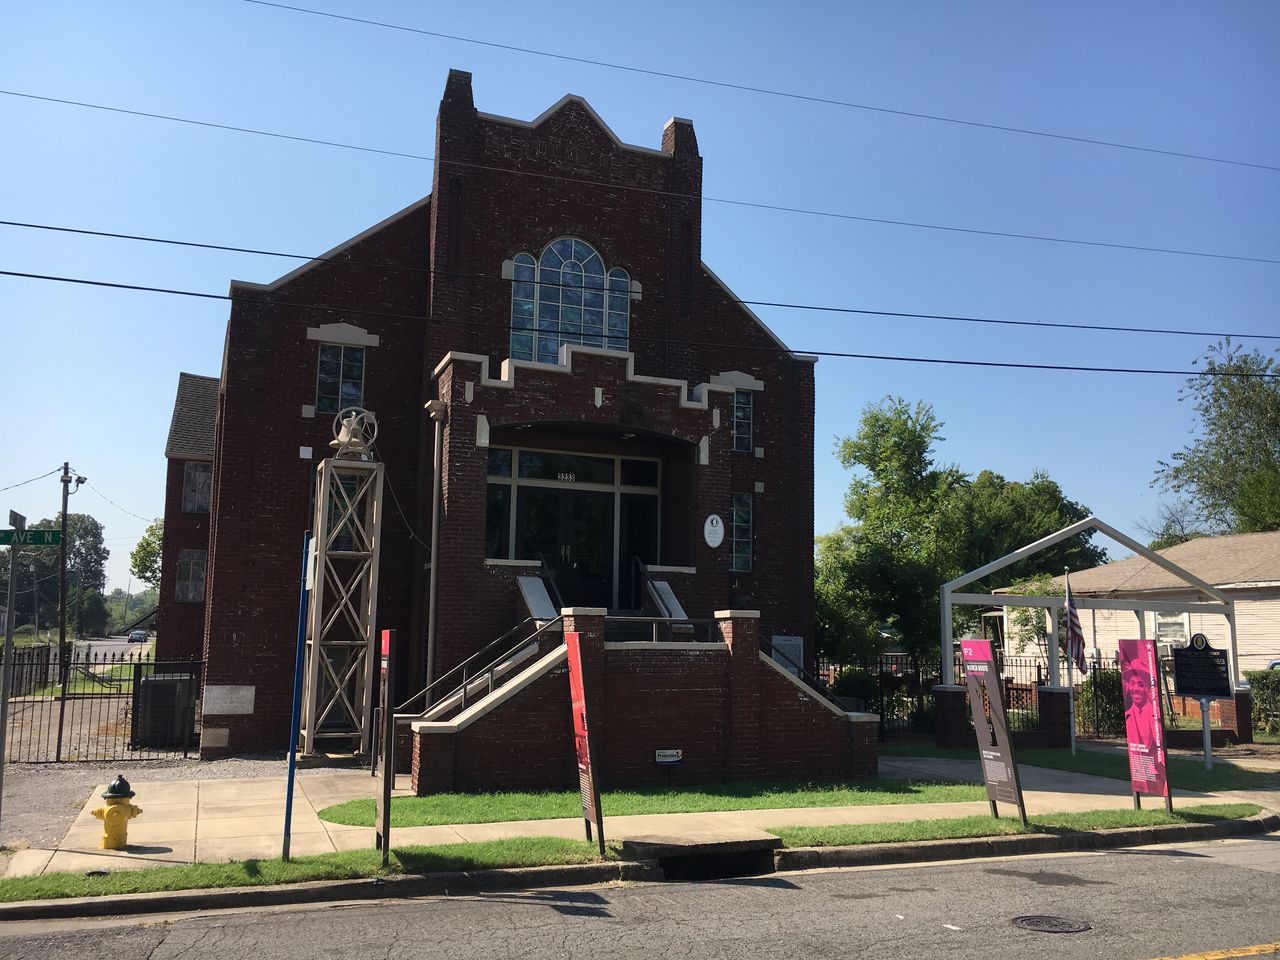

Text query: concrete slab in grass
(4, 848), (54, 878)
(196, 831), (336, 863)
(361, 824), (469, 849)
(46, 841), (196, 874)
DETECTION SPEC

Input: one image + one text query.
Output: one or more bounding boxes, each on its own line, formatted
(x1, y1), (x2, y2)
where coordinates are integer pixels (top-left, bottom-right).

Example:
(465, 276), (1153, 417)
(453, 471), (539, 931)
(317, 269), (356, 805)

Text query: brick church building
(158, 71), (876, 791)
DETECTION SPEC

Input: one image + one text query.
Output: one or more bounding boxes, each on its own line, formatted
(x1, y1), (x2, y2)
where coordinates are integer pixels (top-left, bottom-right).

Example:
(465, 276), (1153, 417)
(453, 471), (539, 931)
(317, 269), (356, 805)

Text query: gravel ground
(0, 755), (366, 861)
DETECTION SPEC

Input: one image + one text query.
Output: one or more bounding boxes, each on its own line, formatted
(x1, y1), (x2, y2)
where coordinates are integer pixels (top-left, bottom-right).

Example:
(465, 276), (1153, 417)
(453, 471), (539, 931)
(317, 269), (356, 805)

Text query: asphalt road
(3, 837), (1280, 959)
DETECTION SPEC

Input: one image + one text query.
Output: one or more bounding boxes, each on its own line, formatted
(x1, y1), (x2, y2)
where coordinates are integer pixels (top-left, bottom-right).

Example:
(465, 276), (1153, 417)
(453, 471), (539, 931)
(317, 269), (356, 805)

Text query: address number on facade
(557, 473), (577, 483)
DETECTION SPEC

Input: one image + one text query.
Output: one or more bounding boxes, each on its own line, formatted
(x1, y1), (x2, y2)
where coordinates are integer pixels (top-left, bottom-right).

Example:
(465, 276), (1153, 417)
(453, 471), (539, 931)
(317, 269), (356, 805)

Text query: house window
(730, 493), (752, 572)
(182, 461), (212, 513)
(175, 549), (207, 603)
(731, 391), (753, 452)
(316, 343), (365, 415)
(509, 238), (631, 363)
(1155, 611), (1188, 646)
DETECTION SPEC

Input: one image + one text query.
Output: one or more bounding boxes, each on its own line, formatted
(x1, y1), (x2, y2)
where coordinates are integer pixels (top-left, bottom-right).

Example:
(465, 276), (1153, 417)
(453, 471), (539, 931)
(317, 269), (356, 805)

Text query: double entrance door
(516, 487), (658, 610)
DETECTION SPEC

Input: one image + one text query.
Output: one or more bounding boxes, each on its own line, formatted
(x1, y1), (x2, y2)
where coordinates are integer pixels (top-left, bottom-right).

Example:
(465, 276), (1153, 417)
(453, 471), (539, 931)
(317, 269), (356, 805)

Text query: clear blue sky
(2, 1), (1278, 591)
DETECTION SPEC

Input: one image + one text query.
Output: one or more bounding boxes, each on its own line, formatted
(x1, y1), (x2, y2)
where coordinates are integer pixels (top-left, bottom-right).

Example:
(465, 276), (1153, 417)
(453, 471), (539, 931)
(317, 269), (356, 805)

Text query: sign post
(1173, 633), (1231, 772)
(0, 512), (27, 834)
(565, 631), (605, 856)
(374, 629), (396, 867)
(1119, 638), (1173, 813)
(959, 638), (1028, 826)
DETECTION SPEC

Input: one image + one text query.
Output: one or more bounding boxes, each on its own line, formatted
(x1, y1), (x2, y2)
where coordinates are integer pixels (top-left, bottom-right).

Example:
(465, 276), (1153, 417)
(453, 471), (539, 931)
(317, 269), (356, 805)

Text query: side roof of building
(1057, 529), (1280, 594)
(165, 372), (220, 460)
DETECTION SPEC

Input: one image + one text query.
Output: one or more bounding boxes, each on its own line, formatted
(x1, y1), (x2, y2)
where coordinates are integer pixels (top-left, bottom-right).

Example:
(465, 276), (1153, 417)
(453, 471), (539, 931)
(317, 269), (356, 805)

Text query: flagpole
(1065, 569), (1077, 756)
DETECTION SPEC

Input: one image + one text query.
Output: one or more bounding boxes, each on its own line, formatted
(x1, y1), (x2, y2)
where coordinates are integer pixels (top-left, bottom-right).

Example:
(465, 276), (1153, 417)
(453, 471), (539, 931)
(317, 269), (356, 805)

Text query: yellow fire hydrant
(91, 774), (142, 850)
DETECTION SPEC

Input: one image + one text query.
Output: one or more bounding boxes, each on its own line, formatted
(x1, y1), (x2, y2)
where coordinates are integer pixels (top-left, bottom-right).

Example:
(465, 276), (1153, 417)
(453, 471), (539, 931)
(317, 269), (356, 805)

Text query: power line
(4, 90), (1278, 267)
(3, 267), (1277, 379)
(80, 480), (154, 523)
(240, 0), (1280, 174)
(3, 219), (1277, 343)
(0, 467), (61, 494)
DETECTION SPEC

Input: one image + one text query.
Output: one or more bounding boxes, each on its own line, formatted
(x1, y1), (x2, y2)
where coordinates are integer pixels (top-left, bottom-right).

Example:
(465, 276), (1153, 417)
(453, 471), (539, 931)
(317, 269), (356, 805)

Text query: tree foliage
(815, 396), (1105, 664)
(130, 519), (164, 588)
(0, 512), (110, 636)
(1155, 340), (1280, 532)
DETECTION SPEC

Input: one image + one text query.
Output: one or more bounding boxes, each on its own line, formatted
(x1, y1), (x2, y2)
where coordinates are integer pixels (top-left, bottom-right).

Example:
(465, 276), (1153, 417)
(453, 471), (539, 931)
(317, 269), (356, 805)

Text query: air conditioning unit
(131, 672), (198, 749)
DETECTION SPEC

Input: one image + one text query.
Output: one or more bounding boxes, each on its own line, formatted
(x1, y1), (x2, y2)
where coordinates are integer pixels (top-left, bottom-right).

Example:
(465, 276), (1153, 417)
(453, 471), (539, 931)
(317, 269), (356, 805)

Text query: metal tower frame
(299, 455), (385, 755)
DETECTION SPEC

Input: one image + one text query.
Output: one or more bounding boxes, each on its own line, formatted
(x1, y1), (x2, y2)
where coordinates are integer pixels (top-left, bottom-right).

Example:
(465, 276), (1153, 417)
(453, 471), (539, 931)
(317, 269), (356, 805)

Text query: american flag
(1064, 574), (1088, 675)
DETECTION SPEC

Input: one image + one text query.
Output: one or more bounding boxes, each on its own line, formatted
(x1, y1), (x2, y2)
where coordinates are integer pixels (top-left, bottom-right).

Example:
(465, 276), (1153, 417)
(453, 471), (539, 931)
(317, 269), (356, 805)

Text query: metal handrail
(603, 614), (715, 643)
(394, 616), (565, 721)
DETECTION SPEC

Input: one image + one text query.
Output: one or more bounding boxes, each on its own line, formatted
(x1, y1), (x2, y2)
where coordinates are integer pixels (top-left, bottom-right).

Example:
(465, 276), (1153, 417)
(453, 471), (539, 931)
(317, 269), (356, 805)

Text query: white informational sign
(655, 749), (683, 764)
(703, 514), (725, 549)
(204, 684), (256, 715)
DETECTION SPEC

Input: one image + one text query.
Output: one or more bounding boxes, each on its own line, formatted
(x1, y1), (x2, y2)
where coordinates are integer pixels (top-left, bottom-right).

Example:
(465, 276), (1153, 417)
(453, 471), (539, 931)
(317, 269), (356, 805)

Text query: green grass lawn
(882, 744), (1277, 792)
(0, 836), (608, 904)
(1253, 730), (1280, 745)
(31, 663), (135, 697)
(319, 779), (987, 828)
(770, 802), (1262, 848)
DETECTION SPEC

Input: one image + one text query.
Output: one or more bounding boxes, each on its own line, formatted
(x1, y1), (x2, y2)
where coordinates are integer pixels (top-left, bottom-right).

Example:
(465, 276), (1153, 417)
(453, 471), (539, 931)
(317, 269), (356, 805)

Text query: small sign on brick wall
(204, 684), (256, 715)
(655, 749), (683, 764)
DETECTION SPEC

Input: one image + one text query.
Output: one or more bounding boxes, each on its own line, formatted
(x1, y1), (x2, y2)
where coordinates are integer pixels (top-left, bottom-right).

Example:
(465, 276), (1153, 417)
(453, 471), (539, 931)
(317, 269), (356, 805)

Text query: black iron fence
(1, 648), (202, 762)
(819, 653), (1055, 740)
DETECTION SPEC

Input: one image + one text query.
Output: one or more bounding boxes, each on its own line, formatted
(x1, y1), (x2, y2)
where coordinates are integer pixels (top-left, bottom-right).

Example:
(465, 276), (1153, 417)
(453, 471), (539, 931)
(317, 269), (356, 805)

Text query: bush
(832, 667), (877, 704)
(1079, 668), (1124, 737)
(1246, 670), (1280, 734)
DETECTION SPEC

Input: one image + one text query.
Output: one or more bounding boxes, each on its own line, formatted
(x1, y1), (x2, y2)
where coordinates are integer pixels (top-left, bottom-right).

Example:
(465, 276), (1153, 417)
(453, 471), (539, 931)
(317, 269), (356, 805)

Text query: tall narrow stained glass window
(509, 238), (631, 362)
(316, 343), (365, 415)
(730, 493), (752, 572)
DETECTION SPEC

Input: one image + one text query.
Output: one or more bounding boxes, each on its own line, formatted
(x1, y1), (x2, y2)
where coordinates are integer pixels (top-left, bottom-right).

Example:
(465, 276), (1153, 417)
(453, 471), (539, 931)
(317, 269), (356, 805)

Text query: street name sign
(0, 530), (60, 546)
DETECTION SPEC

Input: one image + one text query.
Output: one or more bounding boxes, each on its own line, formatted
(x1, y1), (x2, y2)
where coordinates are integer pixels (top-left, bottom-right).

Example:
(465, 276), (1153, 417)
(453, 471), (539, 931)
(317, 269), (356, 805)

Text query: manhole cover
(1011, 916), (1091, 934)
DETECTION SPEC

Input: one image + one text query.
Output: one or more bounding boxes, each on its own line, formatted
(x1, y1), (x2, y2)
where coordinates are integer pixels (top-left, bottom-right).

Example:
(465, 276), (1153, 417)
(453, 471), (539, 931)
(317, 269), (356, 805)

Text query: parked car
(128, 629), (149, 643)
(1268, 658), (1280, 670)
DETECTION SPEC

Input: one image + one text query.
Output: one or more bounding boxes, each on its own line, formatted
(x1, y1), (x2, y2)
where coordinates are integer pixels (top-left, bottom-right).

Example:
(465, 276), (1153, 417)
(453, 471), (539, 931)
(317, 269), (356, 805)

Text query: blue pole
(282, 531), (312, 862)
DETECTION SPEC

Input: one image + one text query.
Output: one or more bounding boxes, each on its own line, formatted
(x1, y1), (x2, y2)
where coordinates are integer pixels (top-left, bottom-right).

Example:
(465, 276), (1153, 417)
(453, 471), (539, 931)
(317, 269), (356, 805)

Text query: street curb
(773, 812), (1280, 872)
(0, 860), (662, 922)
(0, 813), (1273, 921)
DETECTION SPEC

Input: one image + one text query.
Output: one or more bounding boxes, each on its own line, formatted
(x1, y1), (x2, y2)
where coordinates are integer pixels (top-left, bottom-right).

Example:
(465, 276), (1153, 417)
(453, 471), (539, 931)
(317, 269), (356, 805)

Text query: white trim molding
(306, 322), (380, 348)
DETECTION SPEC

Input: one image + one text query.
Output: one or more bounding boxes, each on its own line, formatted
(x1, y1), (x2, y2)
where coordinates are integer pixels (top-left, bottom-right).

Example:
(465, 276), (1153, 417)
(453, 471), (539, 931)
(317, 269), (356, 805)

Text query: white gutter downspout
(424, 398), (448, 698)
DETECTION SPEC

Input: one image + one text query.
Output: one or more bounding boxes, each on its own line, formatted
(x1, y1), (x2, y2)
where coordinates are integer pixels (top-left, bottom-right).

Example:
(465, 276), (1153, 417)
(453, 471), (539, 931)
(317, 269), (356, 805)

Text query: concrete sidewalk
(2, 758), (1227, 879)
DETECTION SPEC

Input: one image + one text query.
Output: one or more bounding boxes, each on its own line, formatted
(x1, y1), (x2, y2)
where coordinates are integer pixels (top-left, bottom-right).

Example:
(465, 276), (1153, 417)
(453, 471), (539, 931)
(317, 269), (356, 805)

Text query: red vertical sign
(565, 631), (604, 854)
(1118, 638), (1170, 799)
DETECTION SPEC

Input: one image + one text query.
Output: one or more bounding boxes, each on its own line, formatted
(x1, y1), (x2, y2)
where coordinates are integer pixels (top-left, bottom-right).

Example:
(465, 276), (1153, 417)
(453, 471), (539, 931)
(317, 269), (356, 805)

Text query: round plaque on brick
(703, 514), (724, 549)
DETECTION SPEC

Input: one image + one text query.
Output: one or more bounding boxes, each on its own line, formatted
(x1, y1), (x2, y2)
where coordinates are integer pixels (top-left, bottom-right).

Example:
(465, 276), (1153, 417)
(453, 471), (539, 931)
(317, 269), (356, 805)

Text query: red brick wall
(412, 625), (875, 794)
(156, 456), (211, 663)
(200, 202), (432, 754)
(199, 69), (818, 756)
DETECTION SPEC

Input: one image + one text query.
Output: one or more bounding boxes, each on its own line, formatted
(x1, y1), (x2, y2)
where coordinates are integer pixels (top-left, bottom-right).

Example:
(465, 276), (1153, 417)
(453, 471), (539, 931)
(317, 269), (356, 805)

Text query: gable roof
(1057, 530), (1280, 594)
(165, 372), (220, 460)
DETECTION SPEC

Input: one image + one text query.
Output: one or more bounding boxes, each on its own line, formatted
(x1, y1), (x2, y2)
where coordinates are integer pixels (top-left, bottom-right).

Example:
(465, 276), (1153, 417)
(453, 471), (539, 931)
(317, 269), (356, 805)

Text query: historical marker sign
(0, 530), (60, 546)
(1172, 634), (1232, 700)
(565, 631), (605, 856)
(959, 638), (1028, 824)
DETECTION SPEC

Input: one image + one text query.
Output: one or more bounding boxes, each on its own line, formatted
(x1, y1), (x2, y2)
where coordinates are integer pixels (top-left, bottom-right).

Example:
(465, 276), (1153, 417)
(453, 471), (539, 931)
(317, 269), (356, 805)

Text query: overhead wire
(0, 467), (62, 494)
(2, 267), (1277, 379)
(3, 90), (1277, 266)
(239, 0), (1280, 174)
(2, 219), (1277, 343)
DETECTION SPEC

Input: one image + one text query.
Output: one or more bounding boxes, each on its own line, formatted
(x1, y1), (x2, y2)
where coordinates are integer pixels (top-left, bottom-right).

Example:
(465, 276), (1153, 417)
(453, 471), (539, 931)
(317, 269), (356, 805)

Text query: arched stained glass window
(509, 238), (630, 362)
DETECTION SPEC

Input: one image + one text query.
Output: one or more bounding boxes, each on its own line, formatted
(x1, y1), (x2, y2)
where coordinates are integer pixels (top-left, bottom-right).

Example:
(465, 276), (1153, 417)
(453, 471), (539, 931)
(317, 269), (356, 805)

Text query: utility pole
(54, 464), (85, 762)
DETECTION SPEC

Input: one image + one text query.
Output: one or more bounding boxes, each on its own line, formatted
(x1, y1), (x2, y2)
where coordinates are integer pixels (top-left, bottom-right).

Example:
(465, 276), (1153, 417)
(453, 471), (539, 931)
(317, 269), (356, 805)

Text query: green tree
(815, 396), (1104, 664)
(0, 512), (109, 631)
(1155, 340), (1280, 532)
(130, 519), (164, 588)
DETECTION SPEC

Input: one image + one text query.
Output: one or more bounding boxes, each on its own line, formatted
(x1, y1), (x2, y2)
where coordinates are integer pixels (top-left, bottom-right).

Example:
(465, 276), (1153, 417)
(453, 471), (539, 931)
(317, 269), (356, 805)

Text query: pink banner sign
(1118, 638), (1169, 797)
(960, 639), (994, 664)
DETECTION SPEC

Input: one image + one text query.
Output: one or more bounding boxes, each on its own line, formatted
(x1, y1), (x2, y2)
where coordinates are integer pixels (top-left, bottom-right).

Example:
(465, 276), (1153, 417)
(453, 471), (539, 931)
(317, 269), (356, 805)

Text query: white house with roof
(1050, 530), (1280, 674)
